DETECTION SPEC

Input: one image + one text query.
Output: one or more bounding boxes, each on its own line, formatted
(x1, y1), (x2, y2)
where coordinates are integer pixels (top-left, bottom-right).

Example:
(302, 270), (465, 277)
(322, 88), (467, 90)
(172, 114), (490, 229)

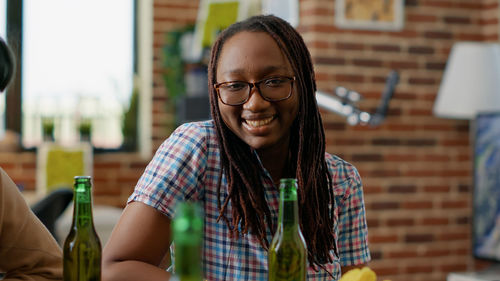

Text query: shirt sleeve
(128, 123), (209, 218)
(330, 156), (371, 266)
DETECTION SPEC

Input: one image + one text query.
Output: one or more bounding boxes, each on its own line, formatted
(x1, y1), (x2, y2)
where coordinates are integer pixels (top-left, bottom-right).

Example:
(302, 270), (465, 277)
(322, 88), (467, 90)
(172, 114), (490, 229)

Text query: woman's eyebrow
(220, 65), (290, 76)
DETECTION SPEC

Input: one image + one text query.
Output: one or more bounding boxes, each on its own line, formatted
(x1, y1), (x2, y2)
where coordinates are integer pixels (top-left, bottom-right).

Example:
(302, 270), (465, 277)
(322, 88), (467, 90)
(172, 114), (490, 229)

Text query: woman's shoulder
(324, 152), (361, 183)
(168, 120), (217, 143)
(324, 152), (352, 167)
(174, 120), (216, 134)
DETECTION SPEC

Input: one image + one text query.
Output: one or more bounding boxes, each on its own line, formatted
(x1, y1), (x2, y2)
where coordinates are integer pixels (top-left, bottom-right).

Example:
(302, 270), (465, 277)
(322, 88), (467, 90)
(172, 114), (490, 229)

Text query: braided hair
(207, 15), (337, 270)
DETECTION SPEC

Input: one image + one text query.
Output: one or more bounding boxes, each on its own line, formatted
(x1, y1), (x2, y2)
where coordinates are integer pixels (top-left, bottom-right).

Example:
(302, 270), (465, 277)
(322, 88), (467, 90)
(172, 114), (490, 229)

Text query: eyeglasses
(214, 76), (295, 106)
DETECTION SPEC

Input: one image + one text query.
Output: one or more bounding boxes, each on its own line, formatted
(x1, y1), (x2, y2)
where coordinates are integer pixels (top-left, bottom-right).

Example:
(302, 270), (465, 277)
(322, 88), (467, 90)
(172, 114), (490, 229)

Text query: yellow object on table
(339, 267), (377, 281)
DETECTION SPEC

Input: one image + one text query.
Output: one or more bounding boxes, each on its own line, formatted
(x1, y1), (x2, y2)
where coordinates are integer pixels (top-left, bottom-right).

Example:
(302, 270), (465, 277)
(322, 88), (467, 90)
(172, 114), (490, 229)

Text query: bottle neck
(72, 183), (94, 227)
(278, 186), (300, 230)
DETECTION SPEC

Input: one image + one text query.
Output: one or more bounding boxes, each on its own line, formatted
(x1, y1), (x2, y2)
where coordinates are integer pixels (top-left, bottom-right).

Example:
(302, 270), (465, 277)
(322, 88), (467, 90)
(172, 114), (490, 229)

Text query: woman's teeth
(245, 116), (274, 127)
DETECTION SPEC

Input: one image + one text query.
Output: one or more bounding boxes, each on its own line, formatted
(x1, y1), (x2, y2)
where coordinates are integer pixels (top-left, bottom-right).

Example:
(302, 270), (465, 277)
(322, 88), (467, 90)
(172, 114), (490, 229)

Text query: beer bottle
(63, 176), (101, 281)
(172, 201), (204, 281)
(268, 178), (307, 281)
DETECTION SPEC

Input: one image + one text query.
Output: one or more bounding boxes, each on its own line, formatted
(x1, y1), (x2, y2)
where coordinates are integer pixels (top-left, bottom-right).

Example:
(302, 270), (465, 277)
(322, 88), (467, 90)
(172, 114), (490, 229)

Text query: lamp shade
(433, 42), (500, 119)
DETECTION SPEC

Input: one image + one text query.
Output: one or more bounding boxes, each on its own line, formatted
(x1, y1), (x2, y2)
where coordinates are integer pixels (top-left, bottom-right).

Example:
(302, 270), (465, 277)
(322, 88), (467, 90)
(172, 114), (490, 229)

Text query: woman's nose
(242, 86), (271, 111)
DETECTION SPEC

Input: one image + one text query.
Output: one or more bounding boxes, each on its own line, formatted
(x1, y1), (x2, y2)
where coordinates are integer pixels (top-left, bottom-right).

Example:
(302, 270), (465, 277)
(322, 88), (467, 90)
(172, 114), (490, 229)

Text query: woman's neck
(256, 140), (290, 185)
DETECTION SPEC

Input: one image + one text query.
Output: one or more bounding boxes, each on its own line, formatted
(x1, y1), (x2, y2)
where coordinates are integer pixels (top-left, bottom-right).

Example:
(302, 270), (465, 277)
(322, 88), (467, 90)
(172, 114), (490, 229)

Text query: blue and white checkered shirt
(128, 120), (370, 280)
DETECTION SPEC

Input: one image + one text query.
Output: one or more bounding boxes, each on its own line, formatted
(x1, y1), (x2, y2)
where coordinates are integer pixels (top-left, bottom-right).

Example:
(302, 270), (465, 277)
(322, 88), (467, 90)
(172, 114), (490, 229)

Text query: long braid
(208, 15), (337, 270)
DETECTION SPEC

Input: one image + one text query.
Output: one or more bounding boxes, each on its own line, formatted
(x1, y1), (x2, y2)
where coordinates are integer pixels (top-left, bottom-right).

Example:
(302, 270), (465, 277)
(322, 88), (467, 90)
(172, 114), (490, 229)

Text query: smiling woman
(103, 15), (370, 281)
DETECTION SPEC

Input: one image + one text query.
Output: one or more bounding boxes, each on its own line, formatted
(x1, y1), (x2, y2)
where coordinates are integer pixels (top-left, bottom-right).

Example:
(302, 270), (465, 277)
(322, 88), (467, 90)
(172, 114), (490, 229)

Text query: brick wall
(0, 0), (497, 280)
(304, 1), (498, 280)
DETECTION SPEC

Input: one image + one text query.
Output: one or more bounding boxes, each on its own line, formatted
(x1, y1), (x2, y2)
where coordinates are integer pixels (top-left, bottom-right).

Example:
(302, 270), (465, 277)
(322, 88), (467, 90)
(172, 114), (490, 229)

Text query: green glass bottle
(268, 178), (307, 281)
(63, 176), (102, 281)
(172, 201), (204, 281)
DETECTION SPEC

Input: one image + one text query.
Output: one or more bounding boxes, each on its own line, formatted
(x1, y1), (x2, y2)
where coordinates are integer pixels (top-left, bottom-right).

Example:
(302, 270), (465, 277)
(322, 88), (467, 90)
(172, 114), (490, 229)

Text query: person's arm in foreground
(0, 168), (63, 281)
(102, 201), (172, 281)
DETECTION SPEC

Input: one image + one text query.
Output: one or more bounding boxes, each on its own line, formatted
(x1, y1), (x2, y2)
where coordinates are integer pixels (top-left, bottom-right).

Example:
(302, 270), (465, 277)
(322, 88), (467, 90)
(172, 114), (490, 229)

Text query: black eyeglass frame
(213, 76), (296, 106)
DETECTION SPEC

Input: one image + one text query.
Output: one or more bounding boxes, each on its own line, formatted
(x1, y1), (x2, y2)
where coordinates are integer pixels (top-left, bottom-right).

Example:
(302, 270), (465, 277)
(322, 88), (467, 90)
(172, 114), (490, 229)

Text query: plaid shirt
(129, 121), (370, 280)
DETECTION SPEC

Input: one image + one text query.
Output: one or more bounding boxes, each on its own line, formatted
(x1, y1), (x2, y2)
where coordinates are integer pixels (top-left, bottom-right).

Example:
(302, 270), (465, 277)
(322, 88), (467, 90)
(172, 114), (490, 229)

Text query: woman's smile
(244, 115), (274, 128)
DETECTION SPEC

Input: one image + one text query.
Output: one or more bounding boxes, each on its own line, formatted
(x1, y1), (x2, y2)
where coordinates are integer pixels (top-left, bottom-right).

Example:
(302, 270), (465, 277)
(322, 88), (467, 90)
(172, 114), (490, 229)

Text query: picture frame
(335, 0), (405, 31)
(472, 112), (500, 262)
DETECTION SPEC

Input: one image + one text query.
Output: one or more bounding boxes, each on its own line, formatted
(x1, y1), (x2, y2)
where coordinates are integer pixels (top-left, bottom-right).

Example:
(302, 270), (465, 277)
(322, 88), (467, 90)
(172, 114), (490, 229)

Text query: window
(22, 0), (134, 149)
(2, 0), (152, 155)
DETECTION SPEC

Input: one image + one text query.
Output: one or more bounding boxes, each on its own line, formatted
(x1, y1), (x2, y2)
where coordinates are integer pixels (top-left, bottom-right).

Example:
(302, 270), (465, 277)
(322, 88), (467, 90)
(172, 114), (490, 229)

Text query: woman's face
(215, 31), (299, 151)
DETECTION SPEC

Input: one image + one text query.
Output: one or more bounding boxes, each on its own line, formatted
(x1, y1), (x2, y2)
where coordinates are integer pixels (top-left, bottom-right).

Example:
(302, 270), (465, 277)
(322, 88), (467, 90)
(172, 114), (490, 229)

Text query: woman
(103, 15), (370, 280)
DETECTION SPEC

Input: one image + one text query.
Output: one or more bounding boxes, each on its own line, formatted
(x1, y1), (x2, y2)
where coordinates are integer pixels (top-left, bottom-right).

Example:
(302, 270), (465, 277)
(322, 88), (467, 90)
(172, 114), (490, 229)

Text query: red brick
(352, 59), (383, 67)
(366, 218), (380, 228)
(422, 154), (451, 162)
(372, 44), (401, 52)
(407, 14), (438, 23)
(408, 46), (435, 54)
(336, 42), (365, 51)
(388, 30), (419, 38)
(423, 185), (450, 193)
(479, 18), (499, 25)
(443, 16), (472, 24)
(423, 1), (455, 8)
(387, 250), (418, 258)
(423, 248), (451, 257)
(457, 3), (484, 9)
(406, 265), (433, 273)
(314, 57), (346, 65)
(387, 218), (415, 226)
(424, 31), (454, 39)
(426, 62), (446, 70)
(408, 77), (437, 85)
(332, 138), (365, 145)
(371, 201), (400, 210)
(440, 263), (468, 272)
(385, 154), (418, 162)
(388, 185), (417, 193)
(405, 139), (437, 146)
(389, 60), (419, 69)
(369, 234), (399, 243)
(402, 200), (433, 209)
(308, 40), (329, 49)
(441, 200), (468, 209)
(368, 265), (400, 276)
(438, 232), (469, 241)
(386, 124), (418, 131)
(458, 33), (484, 41)
(335, 74), (365, 83)
(422, 217), (449, 225)
(365, 169), (401, 178)
(405, 233), (434, 243)
(352, 153), (383, 162)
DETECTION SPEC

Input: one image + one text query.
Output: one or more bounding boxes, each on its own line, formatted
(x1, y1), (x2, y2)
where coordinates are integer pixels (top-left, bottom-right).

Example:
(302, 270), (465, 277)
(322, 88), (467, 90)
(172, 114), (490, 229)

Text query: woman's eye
(265, 78), (286, 87)
(222, 82), (247, 91)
